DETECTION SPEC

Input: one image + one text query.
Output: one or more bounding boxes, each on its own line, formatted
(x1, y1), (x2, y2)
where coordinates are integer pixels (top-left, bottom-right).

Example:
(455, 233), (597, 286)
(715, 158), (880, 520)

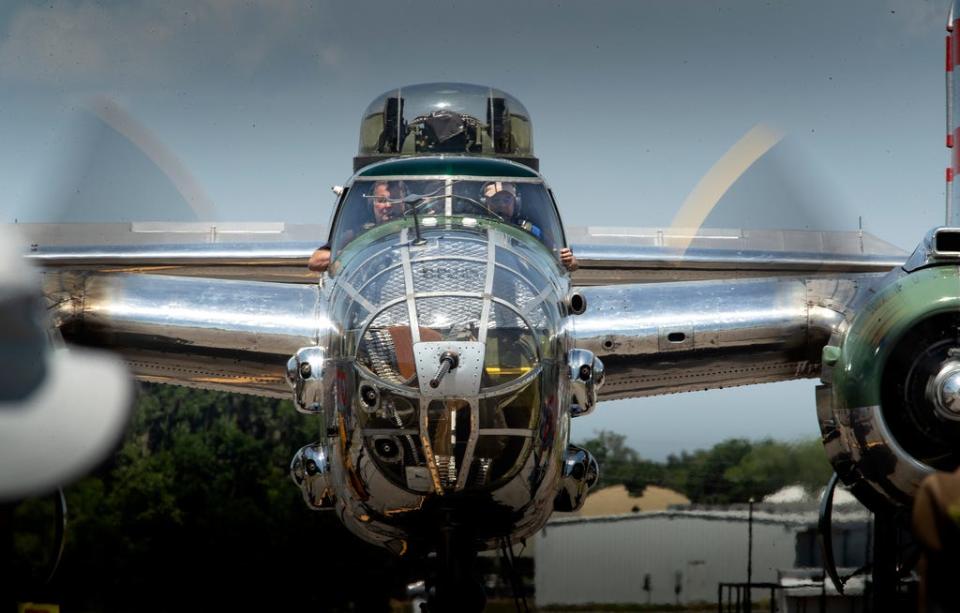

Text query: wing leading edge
(18, 222), (324, 285)
(569, 226), (906, 285)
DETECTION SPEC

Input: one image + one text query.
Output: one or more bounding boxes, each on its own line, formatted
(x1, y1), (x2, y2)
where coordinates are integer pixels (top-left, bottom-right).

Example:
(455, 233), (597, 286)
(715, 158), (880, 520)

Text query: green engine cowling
(818, 231), (960, 511)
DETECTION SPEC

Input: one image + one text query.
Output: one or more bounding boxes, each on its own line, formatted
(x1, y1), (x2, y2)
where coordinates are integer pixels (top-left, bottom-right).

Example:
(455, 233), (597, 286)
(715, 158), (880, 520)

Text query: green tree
(723, 438), (833, 500)
(578, 434), (834, 505)
(664, 438), (754, 504)
(580, 430), (664, 496)
(15, 384), (400, 611)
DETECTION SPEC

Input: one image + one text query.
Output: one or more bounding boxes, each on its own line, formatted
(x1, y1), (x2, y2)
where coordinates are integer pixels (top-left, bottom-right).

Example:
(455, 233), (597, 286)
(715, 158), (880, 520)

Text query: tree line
(579, 430), (834, 504)
(10, 386), (832, 610)
(12, 384), (400, 611)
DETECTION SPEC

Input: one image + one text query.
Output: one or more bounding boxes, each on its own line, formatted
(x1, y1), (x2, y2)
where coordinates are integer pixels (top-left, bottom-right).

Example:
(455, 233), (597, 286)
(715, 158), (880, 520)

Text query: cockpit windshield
(330, 178), (565, 255)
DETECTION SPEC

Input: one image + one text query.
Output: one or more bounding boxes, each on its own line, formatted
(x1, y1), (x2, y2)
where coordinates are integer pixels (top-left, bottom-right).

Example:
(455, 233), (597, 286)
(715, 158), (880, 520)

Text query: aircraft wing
(570, 271), (885, 401)
(21, 223), (906, 401)
(23, 223), (906, 285)
(18, 222), (324, 284)
(17, 223), (328, 398)
(568, 226), (906, 285)
(565, 227), (907, 399)
(44, 270), (327, 399)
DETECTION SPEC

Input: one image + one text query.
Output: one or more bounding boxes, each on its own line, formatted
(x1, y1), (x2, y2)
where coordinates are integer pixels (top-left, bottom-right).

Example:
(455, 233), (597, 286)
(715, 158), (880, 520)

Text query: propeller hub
(930, 361), (960, 421)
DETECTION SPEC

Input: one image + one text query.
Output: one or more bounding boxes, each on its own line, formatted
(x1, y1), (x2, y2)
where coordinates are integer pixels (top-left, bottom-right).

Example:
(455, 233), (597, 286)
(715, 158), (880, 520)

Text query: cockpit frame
(324, 156), (570, 266)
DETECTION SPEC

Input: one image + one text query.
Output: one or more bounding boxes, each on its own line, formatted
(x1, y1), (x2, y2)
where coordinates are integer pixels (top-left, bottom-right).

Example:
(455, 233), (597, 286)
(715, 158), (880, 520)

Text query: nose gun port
(429, 351), (460, 389)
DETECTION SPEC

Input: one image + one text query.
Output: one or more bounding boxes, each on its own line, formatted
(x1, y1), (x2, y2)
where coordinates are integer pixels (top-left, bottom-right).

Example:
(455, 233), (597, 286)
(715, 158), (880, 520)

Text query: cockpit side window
(472, 181), (564, 251)
(330, 180), (408, 255)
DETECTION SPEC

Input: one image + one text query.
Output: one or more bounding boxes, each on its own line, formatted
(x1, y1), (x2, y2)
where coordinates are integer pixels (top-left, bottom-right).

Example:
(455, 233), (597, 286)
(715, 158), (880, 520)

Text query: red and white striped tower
(947, 1), (960, 224)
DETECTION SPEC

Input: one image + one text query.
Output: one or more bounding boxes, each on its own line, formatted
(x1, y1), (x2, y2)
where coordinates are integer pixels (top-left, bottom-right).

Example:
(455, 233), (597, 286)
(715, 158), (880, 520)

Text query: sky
(0, 0), (950, 459)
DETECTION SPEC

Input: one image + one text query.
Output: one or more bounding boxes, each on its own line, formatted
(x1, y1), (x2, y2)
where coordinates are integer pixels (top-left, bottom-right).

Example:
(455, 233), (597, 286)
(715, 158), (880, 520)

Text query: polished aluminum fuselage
(319, 220), (571, 550)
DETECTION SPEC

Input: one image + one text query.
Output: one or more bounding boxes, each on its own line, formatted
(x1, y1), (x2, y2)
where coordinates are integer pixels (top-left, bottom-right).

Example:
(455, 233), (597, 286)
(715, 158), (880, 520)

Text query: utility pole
(746, 497), (755, 613)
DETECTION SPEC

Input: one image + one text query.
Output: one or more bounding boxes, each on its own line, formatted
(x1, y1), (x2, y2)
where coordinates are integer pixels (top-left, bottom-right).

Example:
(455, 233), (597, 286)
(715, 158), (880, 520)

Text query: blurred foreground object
(0, 225), (132, 501)
(912, 467), (960, 613)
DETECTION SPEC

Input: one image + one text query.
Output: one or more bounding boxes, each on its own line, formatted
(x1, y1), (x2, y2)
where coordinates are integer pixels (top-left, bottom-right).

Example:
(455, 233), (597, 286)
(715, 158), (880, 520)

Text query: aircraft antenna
(948, 8), (959, 224)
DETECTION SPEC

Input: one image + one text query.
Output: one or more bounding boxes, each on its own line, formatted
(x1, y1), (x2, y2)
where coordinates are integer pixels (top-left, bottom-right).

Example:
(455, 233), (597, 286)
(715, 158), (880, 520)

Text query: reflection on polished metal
(286, 346), (328, 415)
(304, 211), (570, 550)
(44, 272), (331, 397)
(290, 443), (335, 510)
(592, 356), (605, 391)
(817, 256), (960, 511)
(902, 226), (960, 271)
(566, 291), (586, 315)
(930, 361), (960, 421)
(817, 399), (932, 510)
(568, 349), (604, 418)
(572, 276), (868, 399)
(553, 445), (599, 513)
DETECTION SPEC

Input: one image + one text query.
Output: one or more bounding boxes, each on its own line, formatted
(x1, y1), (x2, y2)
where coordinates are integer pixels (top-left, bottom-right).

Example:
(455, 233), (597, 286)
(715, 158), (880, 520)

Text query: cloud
(0, 0), (332, 87)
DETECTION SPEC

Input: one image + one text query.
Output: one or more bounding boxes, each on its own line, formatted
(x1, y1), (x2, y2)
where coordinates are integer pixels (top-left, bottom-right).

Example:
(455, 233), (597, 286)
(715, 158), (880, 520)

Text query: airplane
(6, 78), (929, 606)
(8, 7), (960, 606)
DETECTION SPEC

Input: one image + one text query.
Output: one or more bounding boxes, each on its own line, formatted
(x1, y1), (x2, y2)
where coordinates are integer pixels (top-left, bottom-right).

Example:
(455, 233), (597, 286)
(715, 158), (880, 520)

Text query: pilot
(308, 181), (405, 273)
(370, 180), (406, 225)
(481, 181), (579, 272)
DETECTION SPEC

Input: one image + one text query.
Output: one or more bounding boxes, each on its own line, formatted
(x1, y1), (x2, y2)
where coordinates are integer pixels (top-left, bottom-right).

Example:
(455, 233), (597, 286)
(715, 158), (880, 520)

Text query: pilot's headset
(480, 181), (521, 218)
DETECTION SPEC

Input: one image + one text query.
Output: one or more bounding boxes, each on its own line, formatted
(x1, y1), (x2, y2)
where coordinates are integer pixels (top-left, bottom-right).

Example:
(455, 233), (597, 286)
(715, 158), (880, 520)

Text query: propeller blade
(668, 123), (784, 252)
(667, 123), (863, 254)
(26, 96), (216, 223)
(90, 96), (216, 221)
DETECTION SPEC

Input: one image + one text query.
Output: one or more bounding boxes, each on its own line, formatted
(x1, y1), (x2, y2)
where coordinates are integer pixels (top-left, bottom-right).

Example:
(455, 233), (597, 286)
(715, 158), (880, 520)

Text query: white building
(534, 506), (870, 607)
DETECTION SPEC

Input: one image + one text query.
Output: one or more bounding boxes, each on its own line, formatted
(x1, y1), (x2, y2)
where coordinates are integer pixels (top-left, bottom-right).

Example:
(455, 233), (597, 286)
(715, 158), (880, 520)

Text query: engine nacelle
(818, 228), (960, 511)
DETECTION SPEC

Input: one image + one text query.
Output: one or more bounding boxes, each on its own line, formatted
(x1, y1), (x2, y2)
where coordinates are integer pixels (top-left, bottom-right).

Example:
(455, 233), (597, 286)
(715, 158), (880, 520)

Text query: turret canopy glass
(355, 83), (537, 170)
